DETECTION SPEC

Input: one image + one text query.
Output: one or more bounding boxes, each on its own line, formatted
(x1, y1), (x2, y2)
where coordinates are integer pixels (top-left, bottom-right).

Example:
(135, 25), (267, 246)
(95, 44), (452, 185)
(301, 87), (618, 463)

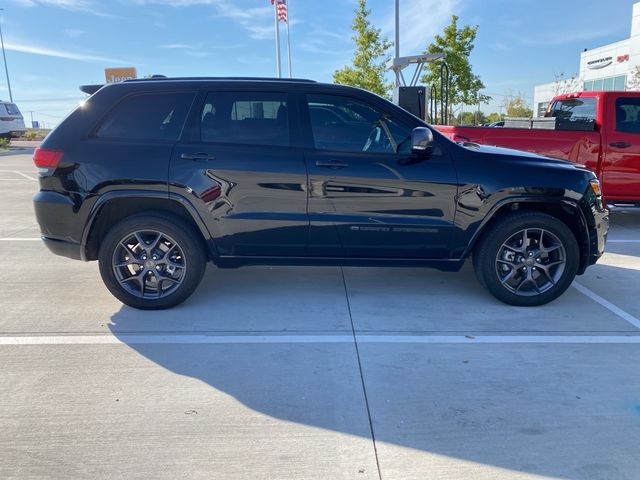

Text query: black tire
(98, 212), (207, 310)
(473, 212), (579, 306)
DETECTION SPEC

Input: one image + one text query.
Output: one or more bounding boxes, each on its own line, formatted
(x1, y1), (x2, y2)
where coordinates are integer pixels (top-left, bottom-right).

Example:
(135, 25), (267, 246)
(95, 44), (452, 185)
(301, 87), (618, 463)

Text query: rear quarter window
(96, 92), (195, 141)
(546, 97), (596, 121)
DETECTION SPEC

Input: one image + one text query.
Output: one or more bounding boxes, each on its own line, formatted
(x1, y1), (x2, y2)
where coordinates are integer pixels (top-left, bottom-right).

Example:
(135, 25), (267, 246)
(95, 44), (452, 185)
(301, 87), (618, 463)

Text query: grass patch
(19, 129), (51, 141)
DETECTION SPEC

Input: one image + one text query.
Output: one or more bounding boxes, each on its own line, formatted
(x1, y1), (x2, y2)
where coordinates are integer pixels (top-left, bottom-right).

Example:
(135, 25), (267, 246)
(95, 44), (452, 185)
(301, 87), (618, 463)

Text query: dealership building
(533, 1), (640, 117)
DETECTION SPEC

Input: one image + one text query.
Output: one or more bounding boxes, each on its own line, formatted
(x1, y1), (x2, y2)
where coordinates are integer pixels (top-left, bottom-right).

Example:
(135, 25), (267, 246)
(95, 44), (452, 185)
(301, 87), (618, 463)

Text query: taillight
(33, 147), (63, 168)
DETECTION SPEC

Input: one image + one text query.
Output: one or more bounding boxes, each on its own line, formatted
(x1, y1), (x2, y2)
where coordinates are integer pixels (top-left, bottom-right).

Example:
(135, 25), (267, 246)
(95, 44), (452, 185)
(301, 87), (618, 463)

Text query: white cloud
(12, 0), (91, 7)
(15, 0), (288, 41)
(381, 0), (462, 54)
(184, 50), (209, 58)
(161, 43), (201, 50)
(63, 28), (85, 38)
(299, 26), (352, 57)
(123, 0), (278, 40)
(520, 29), (616, 47)
(4, 40), (130, 63)
(12, 0), (113, 17)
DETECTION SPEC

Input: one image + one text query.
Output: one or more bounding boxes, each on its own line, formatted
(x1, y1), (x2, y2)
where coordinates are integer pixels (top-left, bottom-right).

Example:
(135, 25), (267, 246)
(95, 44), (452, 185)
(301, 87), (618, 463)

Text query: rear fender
(81, 190), (215, 261)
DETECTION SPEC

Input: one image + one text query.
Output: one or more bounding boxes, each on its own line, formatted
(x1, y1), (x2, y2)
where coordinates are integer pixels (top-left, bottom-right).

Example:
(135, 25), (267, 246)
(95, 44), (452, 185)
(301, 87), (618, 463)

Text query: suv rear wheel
(473, 212), (579, 306)
(98, 212), (207, 310)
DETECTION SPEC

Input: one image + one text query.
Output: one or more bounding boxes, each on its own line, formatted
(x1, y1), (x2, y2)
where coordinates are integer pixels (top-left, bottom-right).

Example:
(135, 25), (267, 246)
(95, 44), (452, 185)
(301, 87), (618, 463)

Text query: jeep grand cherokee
(33, 77), (609, 309)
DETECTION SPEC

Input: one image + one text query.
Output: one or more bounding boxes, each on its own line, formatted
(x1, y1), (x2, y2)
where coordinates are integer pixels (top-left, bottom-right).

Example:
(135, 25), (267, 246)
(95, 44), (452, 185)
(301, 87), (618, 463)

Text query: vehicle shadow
(0, 146), (36, 157)
(108, 259), (640, 478)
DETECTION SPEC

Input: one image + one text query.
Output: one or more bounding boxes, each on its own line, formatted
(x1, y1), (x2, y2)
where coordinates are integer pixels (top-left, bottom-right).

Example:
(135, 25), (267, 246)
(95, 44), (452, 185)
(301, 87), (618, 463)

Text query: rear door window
(97, 92), (195, 141)
(200, 92), (289, 146)
(615, 97), (640, 134)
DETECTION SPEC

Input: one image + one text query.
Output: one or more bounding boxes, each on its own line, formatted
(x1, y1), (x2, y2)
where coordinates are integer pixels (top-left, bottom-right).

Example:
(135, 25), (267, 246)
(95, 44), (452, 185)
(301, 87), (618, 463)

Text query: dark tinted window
(616, 97), (640, 134)
(546, 97), (596, 120)
(201, 92), (289, 146)
(97, 92), (194, 141)
(307, 94), (412, 154)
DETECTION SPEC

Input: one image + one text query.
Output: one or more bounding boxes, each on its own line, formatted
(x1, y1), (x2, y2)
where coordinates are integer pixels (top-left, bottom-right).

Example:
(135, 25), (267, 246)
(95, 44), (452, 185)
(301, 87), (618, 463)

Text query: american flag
(271, 0), (288, 23)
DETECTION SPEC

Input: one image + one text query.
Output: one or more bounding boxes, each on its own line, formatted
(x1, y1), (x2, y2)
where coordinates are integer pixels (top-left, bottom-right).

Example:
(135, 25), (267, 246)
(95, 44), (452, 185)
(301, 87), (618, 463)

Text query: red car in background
(435, 91), (640, 207)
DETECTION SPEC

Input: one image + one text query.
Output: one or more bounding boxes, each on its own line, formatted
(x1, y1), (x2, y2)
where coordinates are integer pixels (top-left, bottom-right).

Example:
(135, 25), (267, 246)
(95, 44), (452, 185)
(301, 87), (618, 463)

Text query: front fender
(459, 196), (591, 273)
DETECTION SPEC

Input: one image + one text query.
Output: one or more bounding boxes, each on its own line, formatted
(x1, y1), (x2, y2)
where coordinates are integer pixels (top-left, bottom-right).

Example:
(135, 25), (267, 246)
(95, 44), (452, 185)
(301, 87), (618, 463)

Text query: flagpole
(273, 1), (282, 78)
(285, 1), (292, 78)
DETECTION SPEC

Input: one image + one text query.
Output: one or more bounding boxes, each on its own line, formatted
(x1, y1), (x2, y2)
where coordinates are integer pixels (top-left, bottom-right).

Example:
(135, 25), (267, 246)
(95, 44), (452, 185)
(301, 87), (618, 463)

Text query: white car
(0, 102), (25, 138)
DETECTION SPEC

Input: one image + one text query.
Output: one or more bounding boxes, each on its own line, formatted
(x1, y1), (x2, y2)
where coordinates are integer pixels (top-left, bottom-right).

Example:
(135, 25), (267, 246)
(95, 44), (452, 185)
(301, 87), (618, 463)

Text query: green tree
(333, 0), (393, 97)
(456, 111), (476, 125)
(486, 112), (503, 123)
(456, 110), (486, 125)
(421, 15), (490, 107)
(504, 93), (533, 117)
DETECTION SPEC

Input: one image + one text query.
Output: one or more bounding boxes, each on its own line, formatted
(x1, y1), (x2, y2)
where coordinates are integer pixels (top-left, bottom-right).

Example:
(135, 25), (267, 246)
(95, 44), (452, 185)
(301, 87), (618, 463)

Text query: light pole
(0, 9), (13, 103)
(395, 0), (400, 60)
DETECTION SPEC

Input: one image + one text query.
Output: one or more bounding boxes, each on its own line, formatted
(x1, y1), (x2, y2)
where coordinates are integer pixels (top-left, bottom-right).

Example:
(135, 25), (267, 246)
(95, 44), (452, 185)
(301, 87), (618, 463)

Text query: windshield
(546, 97), (596, 121)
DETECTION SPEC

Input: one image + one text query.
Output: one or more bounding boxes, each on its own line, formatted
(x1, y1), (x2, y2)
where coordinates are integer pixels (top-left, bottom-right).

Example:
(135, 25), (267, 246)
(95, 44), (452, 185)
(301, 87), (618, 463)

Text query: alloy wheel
(495, 228), (567, 297)
(111, 230), (187, 299)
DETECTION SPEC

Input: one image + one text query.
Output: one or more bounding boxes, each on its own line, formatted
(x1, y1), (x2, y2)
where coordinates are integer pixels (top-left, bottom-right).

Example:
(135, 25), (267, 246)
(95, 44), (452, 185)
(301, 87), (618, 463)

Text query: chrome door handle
(181, 153), (216, 161)
(315, 160), (348, 169)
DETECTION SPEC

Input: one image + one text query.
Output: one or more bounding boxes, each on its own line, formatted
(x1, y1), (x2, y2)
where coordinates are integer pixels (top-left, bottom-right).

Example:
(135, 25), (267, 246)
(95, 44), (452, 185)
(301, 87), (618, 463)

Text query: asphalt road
(1, 149), (640, 480)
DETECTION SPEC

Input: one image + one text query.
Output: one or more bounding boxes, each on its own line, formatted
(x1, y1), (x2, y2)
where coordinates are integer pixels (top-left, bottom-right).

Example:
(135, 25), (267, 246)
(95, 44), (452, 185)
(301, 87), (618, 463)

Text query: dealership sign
(586, 56), (613, 69)
(104, 67), (137, 83)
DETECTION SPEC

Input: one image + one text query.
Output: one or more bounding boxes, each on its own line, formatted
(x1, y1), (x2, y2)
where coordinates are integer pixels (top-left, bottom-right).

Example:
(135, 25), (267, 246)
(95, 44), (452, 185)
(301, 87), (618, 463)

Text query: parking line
(0, 238), (41, 241)
(573, 281), (640, 329)
(607, 239), (640, 243)
(0, 334), (639, 346)
(13, 170), (37, 181)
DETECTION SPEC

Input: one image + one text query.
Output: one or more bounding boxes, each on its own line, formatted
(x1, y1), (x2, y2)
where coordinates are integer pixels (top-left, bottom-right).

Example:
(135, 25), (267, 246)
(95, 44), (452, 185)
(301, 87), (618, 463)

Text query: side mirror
(411, 127), (433, 154)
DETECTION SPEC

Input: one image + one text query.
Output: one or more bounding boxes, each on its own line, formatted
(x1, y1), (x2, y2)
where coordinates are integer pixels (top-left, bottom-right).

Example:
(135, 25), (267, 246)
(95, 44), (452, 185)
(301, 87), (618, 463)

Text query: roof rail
(80, 76), (318, 95)
(123, 76), (317, 83)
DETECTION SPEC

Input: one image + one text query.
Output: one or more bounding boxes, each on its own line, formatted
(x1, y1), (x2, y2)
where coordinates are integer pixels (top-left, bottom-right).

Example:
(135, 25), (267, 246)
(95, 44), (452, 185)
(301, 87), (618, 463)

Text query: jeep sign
(104, 67), (137, 83)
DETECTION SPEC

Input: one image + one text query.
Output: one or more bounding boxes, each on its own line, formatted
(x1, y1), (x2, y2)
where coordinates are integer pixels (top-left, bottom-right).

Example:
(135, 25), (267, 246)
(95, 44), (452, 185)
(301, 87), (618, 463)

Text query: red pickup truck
(435, 91), (640, 206)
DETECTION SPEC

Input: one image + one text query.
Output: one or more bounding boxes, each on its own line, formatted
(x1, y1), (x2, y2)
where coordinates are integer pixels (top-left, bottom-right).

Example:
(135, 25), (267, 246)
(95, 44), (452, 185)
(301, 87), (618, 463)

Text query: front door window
(307, 94), (413, 154)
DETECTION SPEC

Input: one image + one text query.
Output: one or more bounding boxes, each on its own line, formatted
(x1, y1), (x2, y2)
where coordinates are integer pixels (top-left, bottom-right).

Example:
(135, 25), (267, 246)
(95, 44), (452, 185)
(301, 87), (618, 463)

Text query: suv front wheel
(98, 212), (207, 310)
(473, 212), (579, 306)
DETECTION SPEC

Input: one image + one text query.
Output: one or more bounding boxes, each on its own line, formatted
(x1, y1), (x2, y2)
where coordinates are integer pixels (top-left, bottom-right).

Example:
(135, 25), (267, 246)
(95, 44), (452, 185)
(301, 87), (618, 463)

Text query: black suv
(33, 77), (608, 309)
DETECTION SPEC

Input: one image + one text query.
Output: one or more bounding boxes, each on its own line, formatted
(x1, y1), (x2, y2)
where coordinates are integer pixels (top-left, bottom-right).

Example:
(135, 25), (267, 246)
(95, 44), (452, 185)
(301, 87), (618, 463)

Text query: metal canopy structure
(389, 53), (451, 124)
(388, 53), (445, 87)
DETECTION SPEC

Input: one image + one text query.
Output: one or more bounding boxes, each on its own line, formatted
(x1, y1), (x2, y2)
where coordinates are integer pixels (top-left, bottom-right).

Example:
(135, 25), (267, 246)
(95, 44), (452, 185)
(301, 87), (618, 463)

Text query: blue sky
(1, 0), (636, 126)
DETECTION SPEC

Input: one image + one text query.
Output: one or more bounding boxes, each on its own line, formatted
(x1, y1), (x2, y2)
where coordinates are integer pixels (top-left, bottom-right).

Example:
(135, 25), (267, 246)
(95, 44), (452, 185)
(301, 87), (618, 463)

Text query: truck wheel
(98, 212), (207, 310)
(473, 212), (579, 306)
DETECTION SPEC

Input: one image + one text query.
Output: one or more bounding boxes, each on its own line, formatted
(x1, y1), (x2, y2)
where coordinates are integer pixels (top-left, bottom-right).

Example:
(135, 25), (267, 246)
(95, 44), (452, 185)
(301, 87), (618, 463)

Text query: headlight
(589, 179), (602, 197)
